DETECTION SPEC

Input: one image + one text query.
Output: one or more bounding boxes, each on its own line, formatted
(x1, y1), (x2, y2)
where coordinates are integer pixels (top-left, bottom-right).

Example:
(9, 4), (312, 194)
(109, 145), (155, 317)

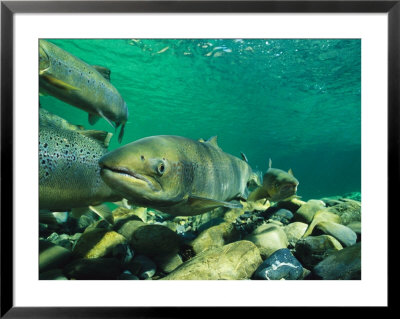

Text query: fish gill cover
(39, 39), (361, 200)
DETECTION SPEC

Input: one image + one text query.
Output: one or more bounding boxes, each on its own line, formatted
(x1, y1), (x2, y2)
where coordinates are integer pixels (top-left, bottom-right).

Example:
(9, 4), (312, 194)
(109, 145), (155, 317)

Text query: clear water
(39, 39), (361, 201)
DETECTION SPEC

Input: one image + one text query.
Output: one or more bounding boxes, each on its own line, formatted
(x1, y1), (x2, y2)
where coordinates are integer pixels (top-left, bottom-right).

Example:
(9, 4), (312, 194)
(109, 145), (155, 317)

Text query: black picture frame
(1, 0), (395, 317)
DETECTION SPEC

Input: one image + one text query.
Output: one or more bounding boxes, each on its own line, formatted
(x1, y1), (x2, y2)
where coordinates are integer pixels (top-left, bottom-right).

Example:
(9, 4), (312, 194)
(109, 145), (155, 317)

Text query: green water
(39, 38), (361, 201)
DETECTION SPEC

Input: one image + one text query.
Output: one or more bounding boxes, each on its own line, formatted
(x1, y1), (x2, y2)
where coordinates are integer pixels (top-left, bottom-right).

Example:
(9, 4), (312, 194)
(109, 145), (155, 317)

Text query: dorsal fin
(206, 136), (220, 149)
(269, 158), (272, 169)
(198, 138), (205, 143)
(92, 65), (111, 81)
(78, 130), (113, 148)
(240, 152), (248, 163)
(288, 168), (294, 176)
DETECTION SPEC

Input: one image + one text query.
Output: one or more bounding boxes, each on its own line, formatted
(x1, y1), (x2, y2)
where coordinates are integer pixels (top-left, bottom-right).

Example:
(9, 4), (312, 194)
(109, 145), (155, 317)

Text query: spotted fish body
(39, 39), (128, 142)
(99, 135), (255, 216)
(39, 109), (121, 210)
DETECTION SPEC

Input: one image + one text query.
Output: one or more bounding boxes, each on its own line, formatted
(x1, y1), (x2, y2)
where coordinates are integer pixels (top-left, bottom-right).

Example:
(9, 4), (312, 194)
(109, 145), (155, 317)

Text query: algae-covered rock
(294, 235), (343, 269)
(73, 228), (127, 258)
(162, 240), (262, 280)
(312, 242), (361, 280)
(39, 240), (72, 273)
(129, 224), (182, 256)
(244, 223), (288, 259)
(283, 222), (308, 247)
(190, 221), (240, 254)
(326, 199), (361, 225)
(313, 221), (357, 247)
(294, 199), (326, 224)
(63, 257), (123, 280)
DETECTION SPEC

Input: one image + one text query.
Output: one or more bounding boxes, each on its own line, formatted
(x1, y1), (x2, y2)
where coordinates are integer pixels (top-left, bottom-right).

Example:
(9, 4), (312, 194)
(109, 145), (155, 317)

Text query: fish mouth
(100, 164), (161, 192)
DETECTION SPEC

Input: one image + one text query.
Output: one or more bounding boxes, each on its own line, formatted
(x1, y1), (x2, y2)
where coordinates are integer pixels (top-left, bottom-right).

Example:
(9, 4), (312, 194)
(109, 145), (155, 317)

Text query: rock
(125, 254), (157, 279)
(39, 240), (72, 273)
(161, 240), (262, 280)
(63, 257), (122, 280)
(244, 223), (288, 259)
(312, 242), (361, 279)
(124, 225), (181, 257)
(326, 199), (361, 225)
(302, 209), (341, 238)
(112, 207), (146, 226)
(242, 198), (271, 212)
(253, 248), (303, 280)
(342, 192), (361, 202)
(152, 253), (183, 273)
(293, 199), (326, 224)
(190, 221), (240, 254)
(223, 208), (246, 223)
(270, 209), (293, 225)
(72, 228), (127, 258)
(346, 221), (361, 241)
(116, 219), (145, 240)
(294, 235), (343, 269)
(283, 222), (308, 247)
(275, 197), (305, 213)
(39, 268), (68, 280)
(313, 221), (357, 247)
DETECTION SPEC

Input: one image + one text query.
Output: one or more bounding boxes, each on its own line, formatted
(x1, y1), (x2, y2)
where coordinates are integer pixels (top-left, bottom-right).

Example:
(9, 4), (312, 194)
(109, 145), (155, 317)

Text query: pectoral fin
(98, 110), (116, 129)
(118, 123), (125, 143)
(41, 74), (80, 91)
(188, 195), (243, 211)
(88, 114), (101, 125)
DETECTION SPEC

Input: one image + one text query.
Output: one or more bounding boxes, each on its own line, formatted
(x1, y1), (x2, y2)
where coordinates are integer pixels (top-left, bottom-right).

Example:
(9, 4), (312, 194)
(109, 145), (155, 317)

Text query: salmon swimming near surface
(99, 135), (259, 216)
(39, 108), (122, 211)
(247, 158), (299, 203)
(39, 39), (128, 143)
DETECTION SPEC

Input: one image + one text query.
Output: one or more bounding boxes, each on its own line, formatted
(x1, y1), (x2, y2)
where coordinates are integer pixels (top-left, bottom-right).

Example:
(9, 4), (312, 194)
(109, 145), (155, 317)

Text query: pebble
(270, 208), (294, 225)
(72, 228), (127, 258)
(39, 240), (72, 273)
(253, 248), (303, 280)
(162, 240), (262, 280)
(283, 222), (308, 247)
(314, 221), (357, 247)
(294, 199), (326, 224)
(190, 221), (240, 254)
(312, 242), (361, 279)
(294, 235), (343, 269)
(244, 223), (288, 259)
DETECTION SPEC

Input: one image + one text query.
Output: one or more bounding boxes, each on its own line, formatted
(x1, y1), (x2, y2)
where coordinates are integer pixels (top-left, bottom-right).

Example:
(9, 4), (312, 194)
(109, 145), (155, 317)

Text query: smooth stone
(283, 222), (308, 247)
(314, 221), (357, 247)
(312, 242), (361, 280)
(253, 248), (303, 280)
(294, 235), (343, 269)
(39, 268), (68, 280)
(244, 223), (288, 259)
(116, 219), (146, 240)
(326, 199), (361, 225)
(161, 240), (262, 280)
(302, 209), (341, 238)
(72, 228), (127, 258)
(293, 199), (326, 224)
(125, 254), (157, 279)
(190, 221), (240, 254)
(63, 257), (122, 280)
(129, 224), (182, 257)
(39, 240), (72, 273)
(346, 221), (361, 241)
(152, 253), (183, 273)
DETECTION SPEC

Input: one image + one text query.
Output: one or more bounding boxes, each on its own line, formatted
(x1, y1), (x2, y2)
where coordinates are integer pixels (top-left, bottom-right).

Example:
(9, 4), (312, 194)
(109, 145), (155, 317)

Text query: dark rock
(312, 242), (361, 280)
(270, 209), (294, 225)
(118, 271), (140, 280)
(39, 240), (72, 273)
(253, 248), (303, 280)
(39, 268), (68, 280)
(294, 235), (343, 269)
(125, 254), (157, 279)
(63, 257), (122, 280)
